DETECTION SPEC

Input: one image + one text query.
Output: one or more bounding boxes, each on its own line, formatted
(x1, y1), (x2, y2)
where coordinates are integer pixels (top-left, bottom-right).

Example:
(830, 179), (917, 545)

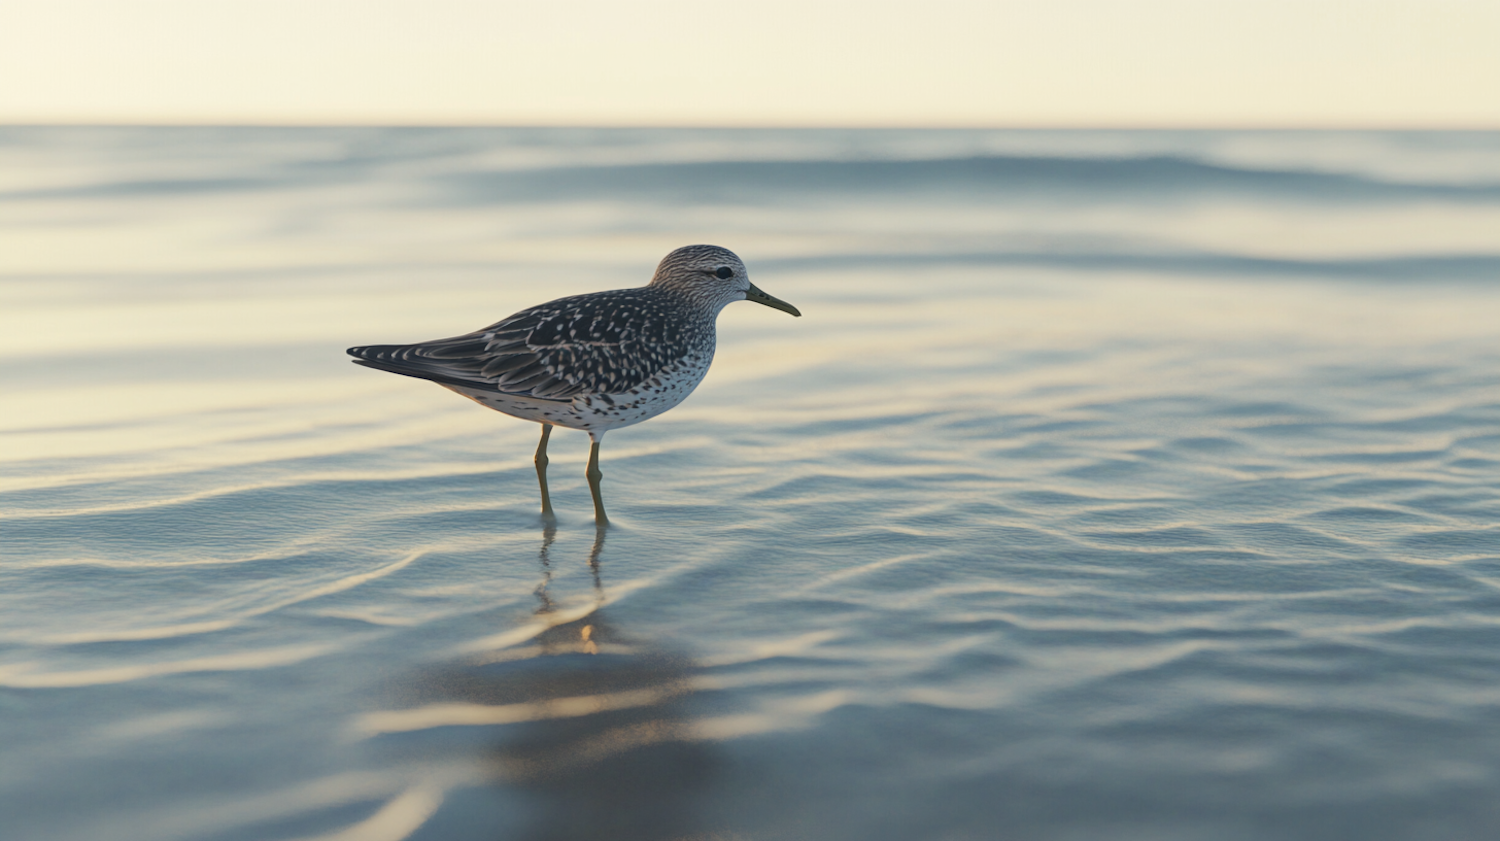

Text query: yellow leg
(534, 424), (554, 518)
(586, 433), (608, 525)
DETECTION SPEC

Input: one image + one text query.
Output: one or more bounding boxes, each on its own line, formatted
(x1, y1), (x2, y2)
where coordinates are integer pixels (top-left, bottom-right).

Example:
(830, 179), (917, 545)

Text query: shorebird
(348, 245), (800, 524)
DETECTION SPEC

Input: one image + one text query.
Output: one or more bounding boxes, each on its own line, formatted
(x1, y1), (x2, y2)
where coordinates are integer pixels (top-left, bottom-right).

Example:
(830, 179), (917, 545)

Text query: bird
(347, 244), (801, 524)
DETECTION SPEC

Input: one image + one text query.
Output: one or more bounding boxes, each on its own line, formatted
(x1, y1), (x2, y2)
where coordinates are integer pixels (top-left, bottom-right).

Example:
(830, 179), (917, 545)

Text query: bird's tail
(346, 343), (498, 391)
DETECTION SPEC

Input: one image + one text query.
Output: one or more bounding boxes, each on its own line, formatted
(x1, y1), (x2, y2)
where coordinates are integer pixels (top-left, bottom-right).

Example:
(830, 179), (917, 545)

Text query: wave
(4, 250), (1493, 294)
(758, 250), (1500, 282)
(5, 150), (1498, 206)
(442, 155), (1500, 206)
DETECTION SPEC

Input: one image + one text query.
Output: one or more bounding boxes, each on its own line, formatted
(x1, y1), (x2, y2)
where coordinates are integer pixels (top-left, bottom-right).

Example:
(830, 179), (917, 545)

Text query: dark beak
(745, 282), (801, 317)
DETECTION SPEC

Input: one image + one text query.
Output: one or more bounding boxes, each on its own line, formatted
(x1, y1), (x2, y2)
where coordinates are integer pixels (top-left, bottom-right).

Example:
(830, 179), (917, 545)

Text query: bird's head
(649, 244), (801, 317)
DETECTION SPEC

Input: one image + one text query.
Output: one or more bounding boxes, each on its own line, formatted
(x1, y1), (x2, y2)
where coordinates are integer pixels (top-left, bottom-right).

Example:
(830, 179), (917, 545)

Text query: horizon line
(4, 121), (1500, 132)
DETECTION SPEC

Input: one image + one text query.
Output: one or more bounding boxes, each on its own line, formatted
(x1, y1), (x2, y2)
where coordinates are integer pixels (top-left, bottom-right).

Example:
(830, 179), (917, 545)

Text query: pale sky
(2, 0), (1497, 126)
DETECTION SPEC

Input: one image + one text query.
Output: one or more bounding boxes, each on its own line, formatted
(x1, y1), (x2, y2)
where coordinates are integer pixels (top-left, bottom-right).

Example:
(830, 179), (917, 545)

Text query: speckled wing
(347, 289), (687, 400)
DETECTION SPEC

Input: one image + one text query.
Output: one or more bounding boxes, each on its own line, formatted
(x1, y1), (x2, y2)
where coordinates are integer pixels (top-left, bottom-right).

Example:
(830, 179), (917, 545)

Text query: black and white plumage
(348, 244), (801, 523)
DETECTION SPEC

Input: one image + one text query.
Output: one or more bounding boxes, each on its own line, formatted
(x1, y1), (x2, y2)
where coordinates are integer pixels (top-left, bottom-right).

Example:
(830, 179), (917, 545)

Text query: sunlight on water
(2, 128), (1499, 840)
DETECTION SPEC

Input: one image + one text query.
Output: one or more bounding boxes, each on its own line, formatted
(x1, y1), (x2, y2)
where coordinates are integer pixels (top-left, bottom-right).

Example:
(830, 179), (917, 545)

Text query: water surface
(2, 128), (1500, 840)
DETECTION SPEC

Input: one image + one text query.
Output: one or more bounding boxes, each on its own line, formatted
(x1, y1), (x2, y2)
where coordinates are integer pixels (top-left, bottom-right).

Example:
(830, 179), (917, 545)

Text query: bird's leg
(586, 432), (608, 525)
(534, 424), (554, 518)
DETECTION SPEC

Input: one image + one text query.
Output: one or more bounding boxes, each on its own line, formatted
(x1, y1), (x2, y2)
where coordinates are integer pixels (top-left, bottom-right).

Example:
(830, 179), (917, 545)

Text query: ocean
(2, 128), (1499, 840)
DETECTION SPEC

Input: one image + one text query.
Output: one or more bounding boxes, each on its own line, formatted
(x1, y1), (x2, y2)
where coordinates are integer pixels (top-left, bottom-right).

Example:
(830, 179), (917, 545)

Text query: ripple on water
(5, 128), (1500, 840)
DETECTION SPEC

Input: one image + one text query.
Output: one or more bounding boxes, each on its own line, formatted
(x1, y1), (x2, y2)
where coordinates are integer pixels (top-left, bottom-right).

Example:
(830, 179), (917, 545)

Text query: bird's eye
(714, 267), (734, 279)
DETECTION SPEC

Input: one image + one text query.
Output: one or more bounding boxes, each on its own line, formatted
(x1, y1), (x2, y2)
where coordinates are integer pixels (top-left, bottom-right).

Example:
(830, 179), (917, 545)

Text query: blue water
(2, 128), (1499, 841)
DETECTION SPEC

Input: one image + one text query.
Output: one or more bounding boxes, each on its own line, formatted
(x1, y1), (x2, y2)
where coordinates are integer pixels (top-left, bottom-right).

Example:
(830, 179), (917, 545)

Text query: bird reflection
(531, 521), (604, 619)
(384, 524), (718, 841)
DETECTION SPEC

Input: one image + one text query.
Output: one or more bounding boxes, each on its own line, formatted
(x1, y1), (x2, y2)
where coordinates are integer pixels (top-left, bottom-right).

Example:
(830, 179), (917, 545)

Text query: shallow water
(2, 128), (1499, 841)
